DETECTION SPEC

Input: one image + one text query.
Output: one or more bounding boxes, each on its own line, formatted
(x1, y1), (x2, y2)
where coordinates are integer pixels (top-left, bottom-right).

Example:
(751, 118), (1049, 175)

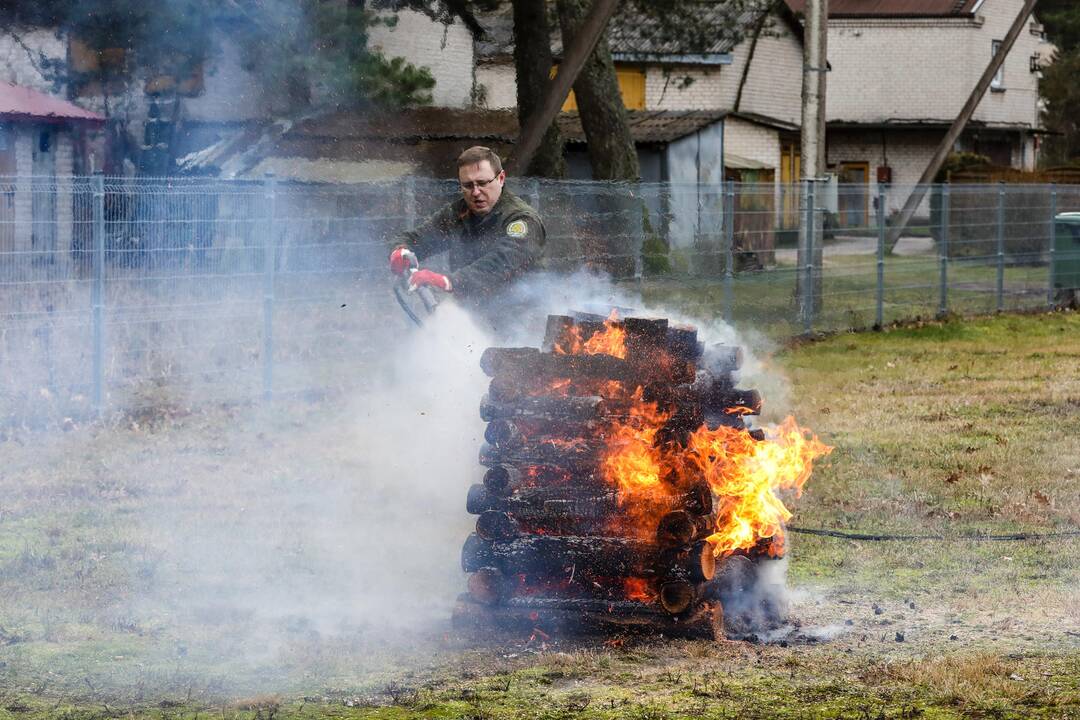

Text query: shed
(0, 81), (104, 262)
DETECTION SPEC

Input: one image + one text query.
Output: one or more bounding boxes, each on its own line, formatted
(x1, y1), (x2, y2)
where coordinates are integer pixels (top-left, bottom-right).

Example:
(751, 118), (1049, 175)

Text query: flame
(548, 311), (831, 559)
(624, 577), (654, 602)
(687, 417), (831, 556)
(555, 310), (627, 359)
(600, 388), (670, 497)
(600, 411), (831, 557)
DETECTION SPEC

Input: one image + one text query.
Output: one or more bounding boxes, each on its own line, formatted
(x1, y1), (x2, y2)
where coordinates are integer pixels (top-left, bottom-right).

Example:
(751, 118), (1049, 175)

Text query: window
(991, 40), (1005, 90)
(556, 65), (646, 111)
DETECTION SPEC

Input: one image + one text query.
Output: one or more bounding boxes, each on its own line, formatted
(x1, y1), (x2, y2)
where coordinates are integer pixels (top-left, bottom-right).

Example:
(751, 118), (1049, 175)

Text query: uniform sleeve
(448, 212), (545, 298)
(399, 205), (456, 262)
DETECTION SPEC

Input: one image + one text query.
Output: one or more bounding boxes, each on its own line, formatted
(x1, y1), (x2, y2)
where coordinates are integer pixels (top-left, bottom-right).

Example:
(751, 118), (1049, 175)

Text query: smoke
(498, 268), (793, 418)
(130, 300), (493, 687)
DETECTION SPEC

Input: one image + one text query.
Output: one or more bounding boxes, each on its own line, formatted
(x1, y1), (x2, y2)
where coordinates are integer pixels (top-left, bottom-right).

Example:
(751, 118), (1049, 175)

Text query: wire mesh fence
(2, 175), (1077, 425)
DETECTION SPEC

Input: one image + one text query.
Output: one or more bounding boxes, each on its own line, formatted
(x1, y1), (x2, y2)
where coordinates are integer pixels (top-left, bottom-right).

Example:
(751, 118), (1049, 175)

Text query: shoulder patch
(506, 219), (529, 238)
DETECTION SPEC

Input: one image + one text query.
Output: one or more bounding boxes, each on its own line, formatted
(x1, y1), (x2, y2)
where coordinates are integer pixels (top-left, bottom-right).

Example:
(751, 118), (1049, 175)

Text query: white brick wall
(0, 28), (65, 93)
(734, 25), (804, 125)
(368, 9), (475, 108)
(725, 116), (781, 168)
(55, 133), (74, 261)
(645, 65), (731, 110)
(184, 34), (266, 122)
(13, 128), (33, 253)
(476, 14), (803, 124)
(827, 0), (1048, 129)
(827, 129), (944, 215)
(476, 63), (517, 109)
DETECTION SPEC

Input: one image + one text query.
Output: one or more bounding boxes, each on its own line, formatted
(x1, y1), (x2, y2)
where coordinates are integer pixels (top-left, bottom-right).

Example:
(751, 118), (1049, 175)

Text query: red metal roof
(785, 0), (978, 17)
(0, 81), (105, 123)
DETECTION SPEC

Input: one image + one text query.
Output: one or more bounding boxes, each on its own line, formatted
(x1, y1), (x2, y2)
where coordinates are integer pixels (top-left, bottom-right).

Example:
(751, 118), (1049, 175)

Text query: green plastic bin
(1053, 213), (1080, 300)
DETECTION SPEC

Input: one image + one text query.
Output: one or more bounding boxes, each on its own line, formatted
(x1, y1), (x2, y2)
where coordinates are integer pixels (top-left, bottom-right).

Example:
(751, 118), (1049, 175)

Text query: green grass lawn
(0, 311), (1078, 719)
(636, 253), (1055, 340)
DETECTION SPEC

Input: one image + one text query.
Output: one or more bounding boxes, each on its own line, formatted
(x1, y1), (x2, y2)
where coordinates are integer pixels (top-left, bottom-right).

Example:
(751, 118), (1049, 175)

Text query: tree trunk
(555, 0), (639, 181)
(513, 0), (565, 177)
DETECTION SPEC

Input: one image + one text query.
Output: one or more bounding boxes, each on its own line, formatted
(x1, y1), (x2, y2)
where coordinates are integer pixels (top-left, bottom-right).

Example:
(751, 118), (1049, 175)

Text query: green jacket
(401, 189), (545, 301)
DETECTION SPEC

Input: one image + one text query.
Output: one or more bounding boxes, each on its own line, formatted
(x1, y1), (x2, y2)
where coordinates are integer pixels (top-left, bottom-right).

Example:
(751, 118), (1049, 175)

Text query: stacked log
(454, 313), (777, 639)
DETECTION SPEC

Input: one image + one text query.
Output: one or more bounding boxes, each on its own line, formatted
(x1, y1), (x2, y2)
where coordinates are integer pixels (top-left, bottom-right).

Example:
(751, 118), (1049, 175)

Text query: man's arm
(448, 213), (546, 297)
(400, 204), (458, 262)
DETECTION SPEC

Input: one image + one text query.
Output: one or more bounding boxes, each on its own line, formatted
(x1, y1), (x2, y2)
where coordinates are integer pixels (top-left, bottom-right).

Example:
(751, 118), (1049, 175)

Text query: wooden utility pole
(507, 0), (620, 174)
(798, 0), (828, 313)
(885, 0), (1039, 252)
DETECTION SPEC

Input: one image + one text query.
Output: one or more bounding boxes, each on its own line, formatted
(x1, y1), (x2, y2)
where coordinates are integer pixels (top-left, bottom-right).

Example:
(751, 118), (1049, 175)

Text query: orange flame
(624, 577), (654, 602)
(686, 417), (831, 556)
(550, 312), (831, 559)
(599, 410), (831, 557)
(556, 310), (627, 359)
(600, 388), (670, 498)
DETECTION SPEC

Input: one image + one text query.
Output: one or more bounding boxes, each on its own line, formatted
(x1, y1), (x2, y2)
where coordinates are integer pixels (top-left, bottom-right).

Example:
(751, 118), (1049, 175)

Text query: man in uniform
(389, 146), (545, 328)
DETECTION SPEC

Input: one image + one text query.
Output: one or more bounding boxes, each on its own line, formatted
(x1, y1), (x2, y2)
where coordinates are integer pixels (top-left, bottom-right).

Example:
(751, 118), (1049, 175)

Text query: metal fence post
(91, 173), (105, 417)
(876, 185), (886, 329)
(527, 176), (541, 213)
(996, 181), (1006, 312)
(1048, 183), (1058, 308)
(723, 180), (735, 324)
(262, 175), (277, 401)
(404, 176), (416, 232)
(938, 183), (950, 318)
(803, 179), (816, 335)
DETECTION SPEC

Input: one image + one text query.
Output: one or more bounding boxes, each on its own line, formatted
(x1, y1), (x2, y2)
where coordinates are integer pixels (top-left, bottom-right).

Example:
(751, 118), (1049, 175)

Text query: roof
(784, 0), (978, 18)
(558, 109), (727, 144)
(0, 81), (104, 123)
(476, 1), (801, 64)
(178, 107), (738, 178)
(292, 108), (730, 145)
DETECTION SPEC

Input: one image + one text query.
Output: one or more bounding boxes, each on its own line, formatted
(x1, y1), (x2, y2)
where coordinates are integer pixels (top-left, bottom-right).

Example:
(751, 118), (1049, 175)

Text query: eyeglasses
(460, 176), (499, 192)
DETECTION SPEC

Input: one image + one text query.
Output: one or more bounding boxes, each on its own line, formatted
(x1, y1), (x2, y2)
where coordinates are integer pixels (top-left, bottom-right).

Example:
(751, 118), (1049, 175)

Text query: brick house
(786, 0), (1053, 223)
(474, 0), (806, 189)
(0, 81), (104, 264)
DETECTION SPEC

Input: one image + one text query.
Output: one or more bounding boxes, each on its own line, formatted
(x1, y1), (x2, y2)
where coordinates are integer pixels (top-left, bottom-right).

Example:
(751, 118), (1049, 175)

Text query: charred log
(476, 510), (519, 541)
(656, 510), (696, 548)
(467, 483), (713, 521)
(480, 393), (604, 422)
(659, 579), (696, 614)
(479, 440), (600, 469)
(460, 533), (715, 579)
(467, 568), (509, 606)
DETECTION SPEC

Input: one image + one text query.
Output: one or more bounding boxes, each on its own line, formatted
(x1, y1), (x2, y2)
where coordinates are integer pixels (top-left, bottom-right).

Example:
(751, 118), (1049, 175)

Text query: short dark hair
(457, 146), (503, 174)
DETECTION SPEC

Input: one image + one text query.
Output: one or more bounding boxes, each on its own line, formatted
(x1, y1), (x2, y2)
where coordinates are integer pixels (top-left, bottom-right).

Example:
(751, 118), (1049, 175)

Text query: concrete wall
(369, 9), (476, 108)
(827, 0), (1049, 129)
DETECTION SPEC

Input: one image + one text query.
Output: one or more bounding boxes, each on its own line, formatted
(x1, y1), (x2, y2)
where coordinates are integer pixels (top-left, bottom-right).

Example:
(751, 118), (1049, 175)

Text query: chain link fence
(2, 175), (1077, 426)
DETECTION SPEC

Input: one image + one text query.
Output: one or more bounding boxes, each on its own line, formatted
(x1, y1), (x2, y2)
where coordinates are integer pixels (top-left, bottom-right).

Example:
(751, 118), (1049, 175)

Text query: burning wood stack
(455, 312), (830, 639)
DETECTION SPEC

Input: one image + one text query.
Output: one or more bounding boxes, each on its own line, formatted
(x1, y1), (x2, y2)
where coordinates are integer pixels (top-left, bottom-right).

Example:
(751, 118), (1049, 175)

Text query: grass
(0, 310), (1078, 719)
(636, 251), (1055, 340)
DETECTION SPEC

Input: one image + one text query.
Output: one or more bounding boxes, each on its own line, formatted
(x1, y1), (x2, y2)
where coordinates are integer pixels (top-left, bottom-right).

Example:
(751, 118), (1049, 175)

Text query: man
(389, 146), (545, 320)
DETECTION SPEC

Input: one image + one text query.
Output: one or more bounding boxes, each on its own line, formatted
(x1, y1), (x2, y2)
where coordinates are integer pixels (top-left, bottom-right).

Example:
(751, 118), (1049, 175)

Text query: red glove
(389, 246), (416, 276)
(409, 269), (452, 292)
